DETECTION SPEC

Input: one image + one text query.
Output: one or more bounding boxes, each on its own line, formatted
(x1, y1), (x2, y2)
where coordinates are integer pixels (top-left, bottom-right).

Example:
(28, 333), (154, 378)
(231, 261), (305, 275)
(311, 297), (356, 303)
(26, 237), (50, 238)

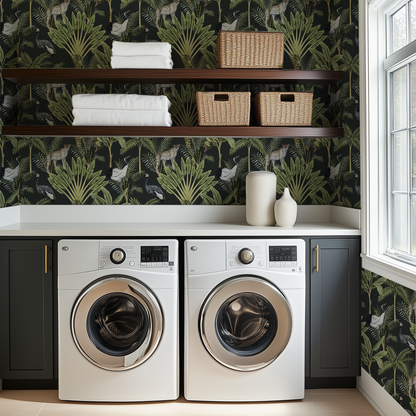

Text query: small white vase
(246, 171), (276, 226)
(274, 187), (297, 227)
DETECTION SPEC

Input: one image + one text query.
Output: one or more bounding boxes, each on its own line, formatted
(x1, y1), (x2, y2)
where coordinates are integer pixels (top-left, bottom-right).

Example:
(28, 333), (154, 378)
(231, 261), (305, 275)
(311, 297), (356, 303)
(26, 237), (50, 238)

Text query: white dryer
(58, 239), (178, 402)
(184, 239), (305, 402)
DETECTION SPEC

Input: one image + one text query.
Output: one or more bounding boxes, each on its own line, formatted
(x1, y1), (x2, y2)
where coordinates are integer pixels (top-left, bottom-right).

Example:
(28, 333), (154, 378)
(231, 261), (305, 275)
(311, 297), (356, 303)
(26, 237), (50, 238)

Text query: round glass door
(200, 276), (292, 371)
(72, 276), (163, 371)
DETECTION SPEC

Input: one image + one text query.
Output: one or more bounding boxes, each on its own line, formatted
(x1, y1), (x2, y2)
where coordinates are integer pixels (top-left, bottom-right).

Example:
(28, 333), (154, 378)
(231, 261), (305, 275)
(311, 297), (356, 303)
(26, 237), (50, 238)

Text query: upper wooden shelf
(2, 126), (344, 138)
(2, 69), (344, 85)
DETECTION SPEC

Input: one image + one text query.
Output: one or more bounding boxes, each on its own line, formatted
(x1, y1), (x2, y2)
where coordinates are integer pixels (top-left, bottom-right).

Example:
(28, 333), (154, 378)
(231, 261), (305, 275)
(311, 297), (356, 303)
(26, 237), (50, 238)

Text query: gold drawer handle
(45, 245), (51, 274)
(315, 244), (319, 272)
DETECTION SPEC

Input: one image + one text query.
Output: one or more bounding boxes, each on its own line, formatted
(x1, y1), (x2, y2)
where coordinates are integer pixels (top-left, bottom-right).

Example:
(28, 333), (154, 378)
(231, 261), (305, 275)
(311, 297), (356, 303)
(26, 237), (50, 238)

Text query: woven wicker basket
(217, 31), (284, 69)
(255, 92), (313, 126)
(196, 91), (251, 126)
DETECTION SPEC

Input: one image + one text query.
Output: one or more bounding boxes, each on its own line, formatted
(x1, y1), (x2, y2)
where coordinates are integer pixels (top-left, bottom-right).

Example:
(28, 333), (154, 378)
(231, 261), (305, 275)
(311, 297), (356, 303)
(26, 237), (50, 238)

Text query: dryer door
(72, 276), (163, 371)
(200, 276), (292, 371)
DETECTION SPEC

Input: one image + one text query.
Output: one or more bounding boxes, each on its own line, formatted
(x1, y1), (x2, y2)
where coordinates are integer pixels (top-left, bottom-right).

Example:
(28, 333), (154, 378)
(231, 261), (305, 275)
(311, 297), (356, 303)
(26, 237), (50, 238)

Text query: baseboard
(305, 377), (356, 389)
(357, 368), (410, 416)
(2, 379), (58, 390)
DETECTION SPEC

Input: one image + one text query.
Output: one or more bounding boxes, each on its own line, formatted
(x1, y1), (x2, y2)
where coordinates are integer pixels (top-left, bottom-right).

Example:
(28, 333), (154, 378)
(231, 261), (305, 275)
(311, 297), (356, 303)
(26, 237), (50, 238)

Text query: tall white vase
(274, 187), (297, 227)
(246, 171), (276, 226)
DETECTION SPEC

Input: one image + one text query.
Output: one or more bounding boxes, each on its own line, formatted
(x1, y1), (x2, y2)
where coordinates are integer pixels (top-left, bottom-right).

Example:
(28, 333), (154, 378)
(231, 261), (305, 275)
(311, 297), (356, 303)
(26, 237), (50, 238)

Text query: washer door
(72, 276), (163, 371)
(200, 276), (292, 371)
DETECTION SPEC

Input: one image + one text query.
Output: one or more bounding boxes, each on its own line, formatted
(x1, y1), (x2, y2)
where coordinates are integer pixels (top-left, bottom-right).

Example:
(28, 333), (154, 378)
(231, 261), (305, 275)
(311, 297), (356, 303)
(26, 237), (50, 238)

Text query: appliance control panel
(185, 239), (305, 275)
(269, 245), (298, 268)
(99, 240), (177, 272)
(140, 245), (173, 268)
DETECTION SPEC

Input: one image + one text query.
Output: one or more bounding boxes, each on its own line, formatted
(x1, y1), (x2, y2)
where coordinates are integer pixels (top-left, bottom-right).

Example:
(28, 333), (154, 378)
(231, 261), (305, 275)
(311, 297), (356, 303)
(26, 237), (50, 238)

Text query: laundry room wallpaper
(362, 271), (416, 415)
(0, 0), (360, 206)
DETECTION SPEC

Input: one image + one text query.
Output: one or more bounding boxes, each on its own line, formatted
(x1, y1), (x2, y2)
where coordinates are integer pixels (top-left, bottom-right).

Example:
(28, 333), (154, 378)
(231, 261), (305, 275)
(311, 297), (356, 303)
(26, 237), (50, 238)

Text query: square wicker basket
(196, 91), (251, 126)
(217, 31), (284, 69)
(255, 92), (313, 126)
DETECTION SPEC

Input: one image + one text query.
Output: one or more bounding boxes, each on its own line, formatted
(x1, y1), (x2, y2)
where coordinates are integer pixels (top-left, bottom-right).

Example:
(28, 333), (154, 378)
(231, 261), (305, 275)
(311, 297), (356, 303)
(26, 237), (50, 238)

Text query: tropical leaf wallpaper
(0, 2), (414, 414)
(0, 0), (360, 206)
(362, 271), (416, 415)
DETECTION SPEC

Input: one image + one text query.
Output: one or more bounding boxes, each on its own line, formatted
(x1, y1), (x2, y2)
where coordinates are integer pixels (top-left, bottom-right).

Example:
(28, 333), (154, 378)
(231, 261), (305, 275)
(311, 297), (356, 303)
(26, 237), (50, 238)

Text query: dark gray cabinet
(309, 238), (360, 378)
(0, 240), (54, 379)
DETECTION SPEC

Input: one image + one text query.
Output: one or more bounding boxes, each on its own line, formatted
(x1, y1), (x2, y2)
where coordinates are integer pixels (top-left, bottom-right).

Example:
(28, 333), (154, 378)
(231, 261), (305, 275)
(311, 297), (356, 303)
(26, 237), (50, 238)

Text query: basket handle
(214, 94), (229, 101)
(280, 94), (295, 102)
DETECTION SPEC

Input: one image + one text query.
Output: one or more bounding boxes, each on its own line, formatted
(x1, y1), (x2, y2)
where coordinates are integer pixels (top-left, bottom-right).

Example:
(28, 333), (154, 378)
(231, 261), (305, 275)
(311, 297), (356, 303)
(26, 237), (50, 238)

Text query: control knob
(110, 248), (126, 264)
(238, 248), (254, 264)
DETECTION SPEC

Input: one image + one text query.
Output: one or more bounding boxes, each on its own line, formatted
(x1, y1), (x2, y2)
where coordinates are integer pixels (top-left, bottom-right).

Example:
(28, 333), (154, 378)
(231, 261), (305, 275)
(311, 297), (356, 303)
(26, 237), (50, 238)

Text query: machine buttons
(110, 248), (126, 264)
(230, 261), (235, 267)
(190, 246), (198, 251)
(269, 261), (298, 268)
(238, 248), (254, 264)
(100, 261), (106, 267)
(129, 261), (135, 267)
(258, 261), (264, 266)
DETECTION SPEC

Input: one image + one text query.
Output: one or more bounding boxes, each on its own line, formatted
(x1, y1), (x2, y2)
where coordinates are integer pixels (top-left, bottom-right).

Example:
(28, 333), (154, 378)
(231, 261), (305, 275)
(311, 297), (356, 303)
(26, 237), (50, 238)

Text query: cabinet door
(0, 240), (53, 379)
(310, 238), (360, 377)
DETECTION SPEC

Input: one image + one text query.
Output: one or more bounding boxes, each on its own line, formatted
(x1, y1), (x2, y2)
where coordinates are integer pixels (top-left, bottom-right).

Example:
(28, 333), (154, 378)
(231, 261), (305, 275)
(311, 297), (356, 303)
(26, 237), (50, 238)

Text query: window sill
(361, 253), (416, 289)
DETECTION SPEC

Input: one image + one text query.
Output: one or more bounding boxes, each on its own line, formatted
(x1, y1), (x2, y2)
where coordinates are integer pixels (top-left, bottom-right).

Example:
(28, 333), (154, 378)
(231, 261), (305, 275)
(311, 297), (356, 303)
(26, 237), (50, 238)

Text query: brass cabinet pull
(315, 244), (319, 272)
(45, 245), (51, 274)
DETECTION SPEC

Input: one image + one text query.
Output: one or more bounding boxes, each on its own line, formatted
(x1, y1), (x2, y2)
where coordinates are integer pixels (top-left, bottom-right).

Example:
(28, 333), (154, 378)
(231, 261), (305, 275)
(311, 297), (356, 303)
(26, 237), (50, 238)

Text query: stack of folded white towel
(111, 41), (173, 69)
(72, 94), (172, 126)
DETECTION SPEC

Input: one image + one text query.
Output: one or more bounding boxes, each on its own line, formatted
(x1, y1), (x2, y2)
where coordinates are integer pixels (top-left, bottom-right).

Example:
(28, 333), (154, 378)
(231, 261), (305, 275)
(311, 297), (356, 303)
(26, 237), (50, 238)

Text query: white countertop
(0, 205), (361, 237)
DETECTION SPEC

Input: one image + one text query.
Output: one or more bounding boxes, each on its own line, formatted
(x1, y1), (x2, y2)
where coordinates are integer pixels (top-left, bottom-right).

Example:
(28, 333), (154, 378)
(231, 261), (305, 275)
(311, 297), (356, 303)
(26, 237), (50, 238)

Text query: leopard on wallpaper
(0, 0), (360, 207)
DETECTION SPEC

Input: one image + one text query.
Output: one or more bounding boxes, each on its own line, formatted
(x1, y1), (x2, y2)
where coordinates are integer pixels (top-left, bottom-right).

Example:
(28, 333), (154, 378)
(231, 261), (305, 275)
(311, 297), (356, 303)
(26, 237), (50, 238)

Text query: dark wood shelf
(2, 126), (344, 138)
(2, 69), (343, 85)
(3, 68), (344, 139)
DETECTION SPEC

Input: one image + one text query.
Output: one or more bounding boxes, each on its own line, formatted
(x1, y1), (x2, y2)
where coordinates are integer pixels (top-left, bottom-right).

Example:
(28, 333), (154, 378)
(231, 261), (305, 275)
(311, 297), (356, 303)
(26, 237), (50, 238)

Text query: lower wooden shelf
(2, 126), (344, 138)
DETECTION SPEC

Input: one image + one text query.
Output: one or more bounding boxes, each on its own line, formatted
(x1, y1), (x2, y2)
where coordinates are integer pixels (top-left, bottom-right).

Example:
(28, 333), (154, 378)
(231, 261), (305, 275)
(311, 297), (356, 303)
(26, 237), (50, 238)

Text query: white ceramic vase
(274, 187), (297, 227)
(246, 171), (276, 226)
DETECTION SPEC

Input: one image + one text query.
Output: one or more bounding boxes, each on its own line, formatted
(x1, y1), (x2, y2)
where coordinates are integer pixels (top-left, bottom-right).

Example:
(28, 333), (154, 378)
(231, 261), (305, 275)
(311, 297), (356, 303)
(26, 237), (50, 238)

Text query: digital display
(141, 246), (169, 263)
(269, 246), (297, 261)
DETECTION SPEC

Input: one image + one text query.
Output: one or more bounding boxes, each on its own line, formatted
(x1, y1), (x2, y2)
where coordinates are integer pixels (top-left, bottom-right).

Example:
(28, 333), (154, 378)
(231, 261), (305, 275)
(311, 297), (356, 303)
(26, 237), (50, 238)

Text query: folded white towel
(111, 56), (173, 69)
(112, 41), (172, 58)
(72, 109), (172, 127)
(72, 94), (171, 111)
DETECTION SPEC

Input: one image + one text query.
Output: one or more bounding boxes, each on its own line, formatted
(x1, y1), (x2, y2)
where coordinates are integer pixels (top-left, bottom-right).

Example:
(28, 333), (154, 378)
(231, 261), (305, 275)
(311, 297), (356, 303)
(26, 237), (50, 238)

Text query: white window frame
(361, 0), (416, 287)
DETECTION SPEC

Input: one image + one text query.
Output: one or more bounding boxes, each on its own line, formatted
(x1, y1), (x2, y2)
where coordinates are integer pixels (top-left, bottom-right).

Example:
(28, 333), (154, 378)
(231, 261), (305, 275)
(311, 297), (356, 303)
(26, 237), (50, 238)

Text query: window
(361, 0), (416, 284)
(386, 0), (416, 265)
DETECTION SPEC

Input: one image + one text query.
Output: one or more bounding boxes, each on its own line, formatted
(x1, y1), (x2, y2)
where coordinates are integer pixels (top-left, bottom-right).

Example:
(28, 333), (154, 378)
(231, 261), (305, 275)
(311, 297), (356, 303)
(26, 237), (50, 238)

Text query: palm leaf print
(271, 12), (327, 70)
(274, 157), (327, 205)
(157, 157), (216, 204)
(169, 84), (198, 126)
(48, 12), (108, 68)
(157, 12), (216, 68)
(48, 157), (108, 204)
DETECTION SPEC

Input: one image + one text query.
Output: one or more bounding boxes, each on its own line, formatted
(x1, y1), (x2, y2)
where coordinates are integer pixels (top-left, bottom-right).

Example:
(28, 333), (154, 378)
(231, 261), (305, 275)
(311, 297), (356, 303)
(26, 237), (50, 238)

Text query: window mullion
(408, 62), (412, 254)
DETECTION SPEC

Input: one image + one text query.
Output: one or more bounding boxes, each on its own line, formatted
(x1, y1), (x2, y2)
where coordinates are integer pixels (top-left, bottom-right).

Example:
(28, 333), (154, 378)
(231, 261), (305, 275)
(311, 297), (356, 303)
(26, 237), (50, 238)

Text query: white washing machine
(184, 239), (305, 402)
(58, 239), (178, 402)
